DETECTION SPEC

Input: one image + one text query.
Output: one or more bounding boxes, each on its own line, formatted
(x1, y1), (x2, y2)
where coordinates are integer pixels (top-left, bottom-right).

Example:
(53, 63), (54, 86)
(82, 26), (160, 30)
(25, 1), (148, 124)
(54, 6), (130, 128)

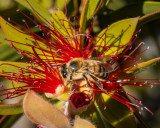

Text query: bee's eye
(61, 64), (67, 78)
(62, 70), (67, 78)
(70, 61), (79, 71)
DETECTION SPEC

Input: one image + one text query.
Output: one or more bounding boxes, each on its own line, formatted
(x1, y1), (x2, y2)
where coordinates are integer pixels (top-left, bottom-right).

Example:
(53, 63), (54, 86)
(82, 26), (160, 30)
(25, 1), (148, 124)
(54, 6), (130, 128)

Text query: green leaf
(0, 103), (23, 115)
(55, 0), (71, 10)
(0, 114), (22, 128)
(0, 29), (8, 44)
(138, 10), (160, 28)
(0, 16), (53, 60)
(96, 93), (137, 128)
(140, 1), (160, 14)
(125, 57), (160, 74)
(0, 44), (21, 61)
(0, 29), (22, 61)
(79, 0), (88, 45)
(51, 9), (78, 48)
(107, 0), (126, 11)
(100, 1), (160, 26)
(80, 102), (110, 128)
(94, 17), (139, 55)
(0, 61), (41, 88)
(80, 93), (137, 127)
(37, 0), (53, 9)
(51, 9), (73, 38)
(0, 61), (28, 74)
(79, 0), (109, 45)
(15, 0), (51, 23)
(0, 0), (15, 11)
(0, 61), (29, 88)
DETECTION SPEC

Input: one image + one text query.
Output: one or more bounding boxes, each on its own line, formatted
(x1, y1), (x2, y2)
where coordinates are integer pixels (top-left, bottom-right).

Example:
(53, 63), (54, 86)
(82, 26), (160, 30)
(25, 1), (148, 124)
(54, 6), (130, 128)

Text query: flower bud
(67, 92), (91, 115)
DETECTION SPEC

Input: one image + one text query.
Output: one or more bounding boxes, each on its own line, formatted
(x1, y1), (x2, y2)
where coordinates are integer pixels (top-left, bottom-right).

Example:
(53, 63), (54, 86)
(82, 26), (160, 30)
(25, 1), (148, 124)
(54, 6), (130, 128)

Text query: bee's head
(60, 64), (68, 79)
(69, 61), (79, 72)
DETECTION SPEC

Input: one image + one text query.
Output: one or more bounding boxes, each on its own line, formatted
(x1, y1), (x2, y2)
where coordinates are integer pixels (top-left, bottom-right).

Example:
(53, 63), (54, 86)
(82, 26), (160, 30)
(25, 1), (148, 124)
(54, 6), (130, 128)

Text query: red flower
(0, 8), (159, 116)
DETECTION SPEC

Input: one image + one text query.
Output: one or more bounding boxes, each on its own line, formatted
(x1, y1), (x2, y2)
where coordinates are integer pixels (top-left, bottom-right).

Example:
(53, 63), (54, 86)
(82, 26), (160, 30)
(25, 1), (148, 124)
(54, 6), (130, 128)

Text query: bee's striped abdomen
(88, 61), (109, 80)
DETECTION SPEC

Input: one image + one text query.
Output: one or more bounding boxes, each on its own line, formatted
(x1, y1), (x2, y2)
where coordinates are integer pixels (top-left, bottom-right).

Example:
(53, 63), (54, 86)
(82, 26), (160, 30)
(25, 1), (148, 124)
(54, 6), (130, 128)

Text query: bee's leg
(70, 81), (78, 92)
(70, 74), (72, 81)
(83, 74), (93, 89)
(89, 74), (108, 94)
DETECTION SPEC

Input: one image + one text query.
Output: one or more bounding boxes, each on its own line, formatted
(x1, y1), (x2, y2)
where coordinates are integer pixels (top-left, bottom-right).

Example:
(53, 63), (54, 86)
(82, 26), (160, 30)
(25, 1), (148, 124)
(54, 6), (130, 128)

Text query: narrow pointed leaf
(55, 0), (71, 10)
(0, 30), (21, 61)
(138, 10), (160, 27)
(80, 102), (112, 128)
(125, 57), (160, 74)
(0, 17), (52, 60)
(51, 9), (77, 48)
(73, 118), (96, 128)
(79, 0), (88, 36)
(79, 0), (109, 45)
(0, 103), (23, 115)
(23, 90), (70, 128)
(95, 93), (137, 128)
(0, 114), (22, 128)
(94, 17), (139, 55)
(79, 0), (109, 33)
(0, 61), (29, 90)
(0, 44), (21, 61)
(0, 29), (8, 44)
(51, 9), (73, 38)
(0, 61), (29, 74)
(15, 0), (51, 23)
(0, 61), (39, 88)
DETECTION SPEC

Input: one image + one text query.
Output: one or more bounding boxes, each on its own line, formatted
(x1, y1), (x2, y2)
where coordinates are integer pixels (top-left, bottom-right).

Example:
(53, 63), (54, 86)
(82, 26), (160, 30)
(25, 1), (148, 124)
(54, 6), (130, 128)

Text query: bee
(60, 57), (113, 93)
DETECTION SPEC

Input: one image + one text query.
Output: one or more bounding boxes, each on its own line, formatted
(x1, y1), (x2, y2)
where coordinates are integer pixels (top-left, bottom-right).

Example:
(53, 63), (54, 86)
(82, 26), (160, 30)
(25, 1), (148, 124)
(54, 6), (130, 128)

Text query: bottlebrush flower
(0, 3), (160, 128)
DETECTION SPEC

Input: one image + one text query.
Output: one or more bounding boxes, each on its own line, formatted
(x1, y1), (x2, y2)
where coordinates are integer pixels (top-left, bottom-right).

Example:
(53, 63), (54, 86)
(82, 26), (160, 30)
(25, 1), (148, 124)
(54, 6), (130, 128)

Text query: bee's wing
(84, 59), (114, 73)
(103, 62), (114, 73)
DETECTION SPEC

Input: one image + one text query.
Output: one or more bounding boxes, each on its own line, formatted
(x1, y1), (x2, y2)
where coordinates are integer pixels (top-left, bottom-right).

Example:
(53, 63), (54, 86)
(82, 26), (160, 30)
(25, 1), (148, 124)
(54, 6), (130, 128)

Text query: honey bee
(60, 57), (113, 93)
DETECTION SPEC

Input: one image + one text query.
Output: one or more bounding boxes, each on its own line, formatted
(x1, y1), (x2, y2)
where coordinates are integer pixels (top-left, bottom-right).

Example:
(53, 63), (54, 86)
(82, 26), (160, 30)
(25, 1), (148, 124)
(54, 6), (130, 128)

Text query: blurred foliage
(0, 0), (160, 128)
